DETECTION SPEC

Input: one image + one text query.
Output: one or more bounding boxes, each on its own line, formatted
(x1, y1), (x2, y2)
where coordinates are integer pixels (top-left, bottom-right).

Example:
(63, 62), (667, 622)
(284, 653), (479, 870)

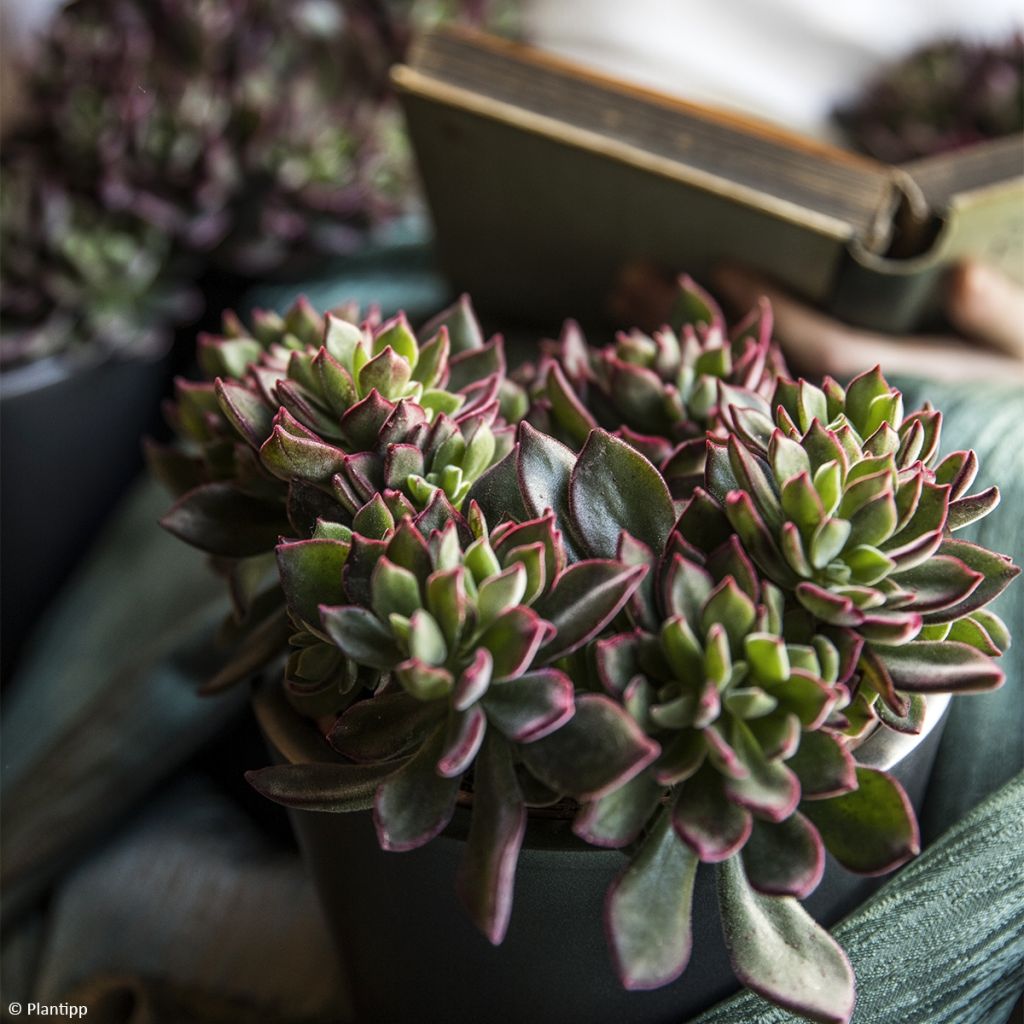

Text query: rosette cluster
(158, 288), (1018, 1024)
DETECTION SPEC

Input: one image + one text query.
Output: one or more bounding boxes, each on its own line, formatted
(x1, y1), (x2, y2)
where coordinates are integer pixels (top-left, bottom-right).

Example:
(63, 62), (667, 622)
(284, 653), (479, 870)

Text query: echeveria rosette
(269, 502), (656, 944)
(709, 367), (1019, 724)
(488, 428), (899, 1021)
(523, 276), (786, 497)
(154, 295), (525, 691)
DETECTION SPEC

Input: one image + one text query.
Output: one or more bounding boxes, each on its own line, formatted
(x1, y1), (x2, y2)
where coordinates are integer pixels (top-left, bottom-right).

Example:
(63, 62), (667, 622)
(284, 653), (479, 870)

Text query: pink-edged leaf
(673, 764), (753, 862)
(215, 378), (274, 448)
(723, 490), (797, 585)
(858, 646), (909, 716)
(260, 424), (346, 484)
(573, 772), (664, 848)
(718, 855), (855, 1024)
(946, 486), (1000, 531)
(723, 720), (800, 822)
(875, 640), (1006, 693)
(786, 731), (857, 800)
(437, 705), (488, 778)
(456, 732), (527, 945)
(802, 767), (920, 875)
(594, 632), (642, 696)
(741, 812), (825, 899)
(855, 610), (923, 646)
(453, 647), (493, 711)
(160, 482), (289, 558)
(483, 668), (575, 743)
(516, 421), (576, 534)
(569, 429), (675, 559)
(893, 555), (983, 613)
(374, 724), (460, 851)
(606, 810), (700, 990)
(534, 560), (648, 662)
(518, 694), (658, 801)
(921, 538), (1020, 624)
(245, 759), (404, 813)
(794, 582), (862, 627)
(479, 607), (555, 681)
(544, 359), (598, 448)
(330, 692), (445, 763)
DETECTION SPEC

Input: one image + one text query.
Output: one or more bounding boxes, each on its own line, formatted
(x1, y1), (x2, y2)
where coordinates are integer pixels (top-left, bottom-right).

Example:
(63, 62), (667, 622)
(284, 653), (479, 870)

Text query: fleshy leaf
(569, 429), (675, 559)
(741, 813), (825, 899)
(456, 732), (527, 945)
(573, 772), (665, 848)
(245, 760), (404, 813)
(606, 811), (700, 990)
(519, 694), (658, 801)
(374, 725), (460, 852)
(320, 605), (402, 670)
(718, 855), (855, 1024)
(161, 483), (289, 558)
(483, 669), (575, 743)
(877, 640), (1005, 693)
(802, 767), (920, 875)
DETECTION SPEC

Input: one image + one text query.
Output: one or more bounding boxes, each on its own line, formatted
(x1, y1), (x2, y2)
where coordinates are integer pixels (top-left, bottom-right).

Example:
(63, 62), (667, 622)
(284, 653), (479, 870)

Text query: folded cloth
(28, 777), (347, 1024)
(1, 480), (246, 922)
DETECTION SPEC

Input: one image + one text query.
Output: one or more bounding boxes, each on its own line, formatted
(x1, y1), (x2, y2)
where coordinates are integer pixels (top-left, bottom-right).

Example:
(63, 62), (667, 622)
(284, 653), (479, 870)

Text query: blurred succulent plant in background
(0, 150), (195, 369)
(1, 0), (498, 368)
(18, 0), (455, 275)
(835, 33), (1024, 161)
(157, 288), (1017, 1024)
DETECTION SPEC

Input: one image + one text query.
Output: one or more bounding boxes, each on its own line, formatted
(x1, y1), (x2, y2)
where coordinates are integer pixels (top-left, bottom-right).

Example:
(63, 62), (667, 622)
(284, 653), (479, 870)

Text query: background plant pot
(0, 348), (168, 681)
(254, 683), (949, 1024)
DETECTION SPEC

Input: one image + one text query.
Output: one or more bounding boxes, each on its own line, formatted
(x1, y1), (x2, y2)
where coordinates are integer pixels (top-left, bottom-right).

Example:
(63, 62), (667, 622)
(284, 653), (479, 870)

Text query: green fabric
(690, 772), (1024, 1024)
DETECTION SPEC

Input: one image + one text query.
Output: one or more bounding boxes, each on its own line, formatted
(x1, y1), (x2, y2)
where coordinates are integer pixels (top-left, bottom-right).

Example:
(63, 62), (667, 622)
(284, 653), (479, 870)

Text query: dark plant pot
(254, 684), (949, 1024)
(0, 349), (168, 681)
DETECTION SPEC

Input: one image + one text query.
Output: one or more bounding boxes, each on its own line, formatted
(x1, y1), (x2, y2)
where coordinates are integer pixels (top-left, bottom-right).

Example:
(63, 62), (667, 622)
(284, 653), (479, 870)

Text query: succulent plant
(523, 276), (786, 496)
(18, 0), (419, 276)
(704, 367), (1018, 725)
(158, 287), (1017, 1024)
(835, 33), (1024, 162)
(152, 295), (526, 689)
(272, 499), (654, 941)
(0, 150), (193, 369)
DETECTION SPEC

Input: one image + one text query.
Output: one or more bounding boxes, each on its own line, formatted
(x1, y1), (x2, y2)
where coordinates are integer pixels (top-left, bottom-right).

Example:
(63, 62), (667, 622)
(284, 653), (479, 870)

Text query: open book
(393, 27), (1024, 333)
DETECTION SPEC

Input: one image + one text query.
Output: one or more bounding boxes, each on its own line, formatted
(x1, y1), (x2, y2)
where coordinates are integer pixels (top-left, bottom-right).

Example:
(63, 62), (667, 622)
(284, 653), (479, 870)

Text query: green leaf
(519, 694), (658, 801)
(569, 429), (675, 559)
(161, 483), (289, 558)
(245, 760), (404, 813)
(456, 732), (526, 945)
(321, 605), (402, 670)
(371, 558), (423, 622)
(535, 561), (647, 662)
(876, 640), (1005, 693)
(483, 669), (575, 743)
(673, 764), (752, 862)
(744, 634), (790, 686)
(260, 426), (346, 485)
(330, 692), (445, 762)
(479, 607), (552, 681)
(215, 380), (274, 448)
(786, 731), (856, 799)
(573, 772), (665, 848)
(920, 539), (1020, 624)
(802, 767), (919, 874)
(606, 811), (699, 990)
(741, 813), (824, 899)
(516, 422), (577, 540)
(276, 539), (348, 628)
(718, 854), (855, 1024)
(374, 725), (460, 851)
(408, 609), (448, 667)
(723, 719), (800, 821)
